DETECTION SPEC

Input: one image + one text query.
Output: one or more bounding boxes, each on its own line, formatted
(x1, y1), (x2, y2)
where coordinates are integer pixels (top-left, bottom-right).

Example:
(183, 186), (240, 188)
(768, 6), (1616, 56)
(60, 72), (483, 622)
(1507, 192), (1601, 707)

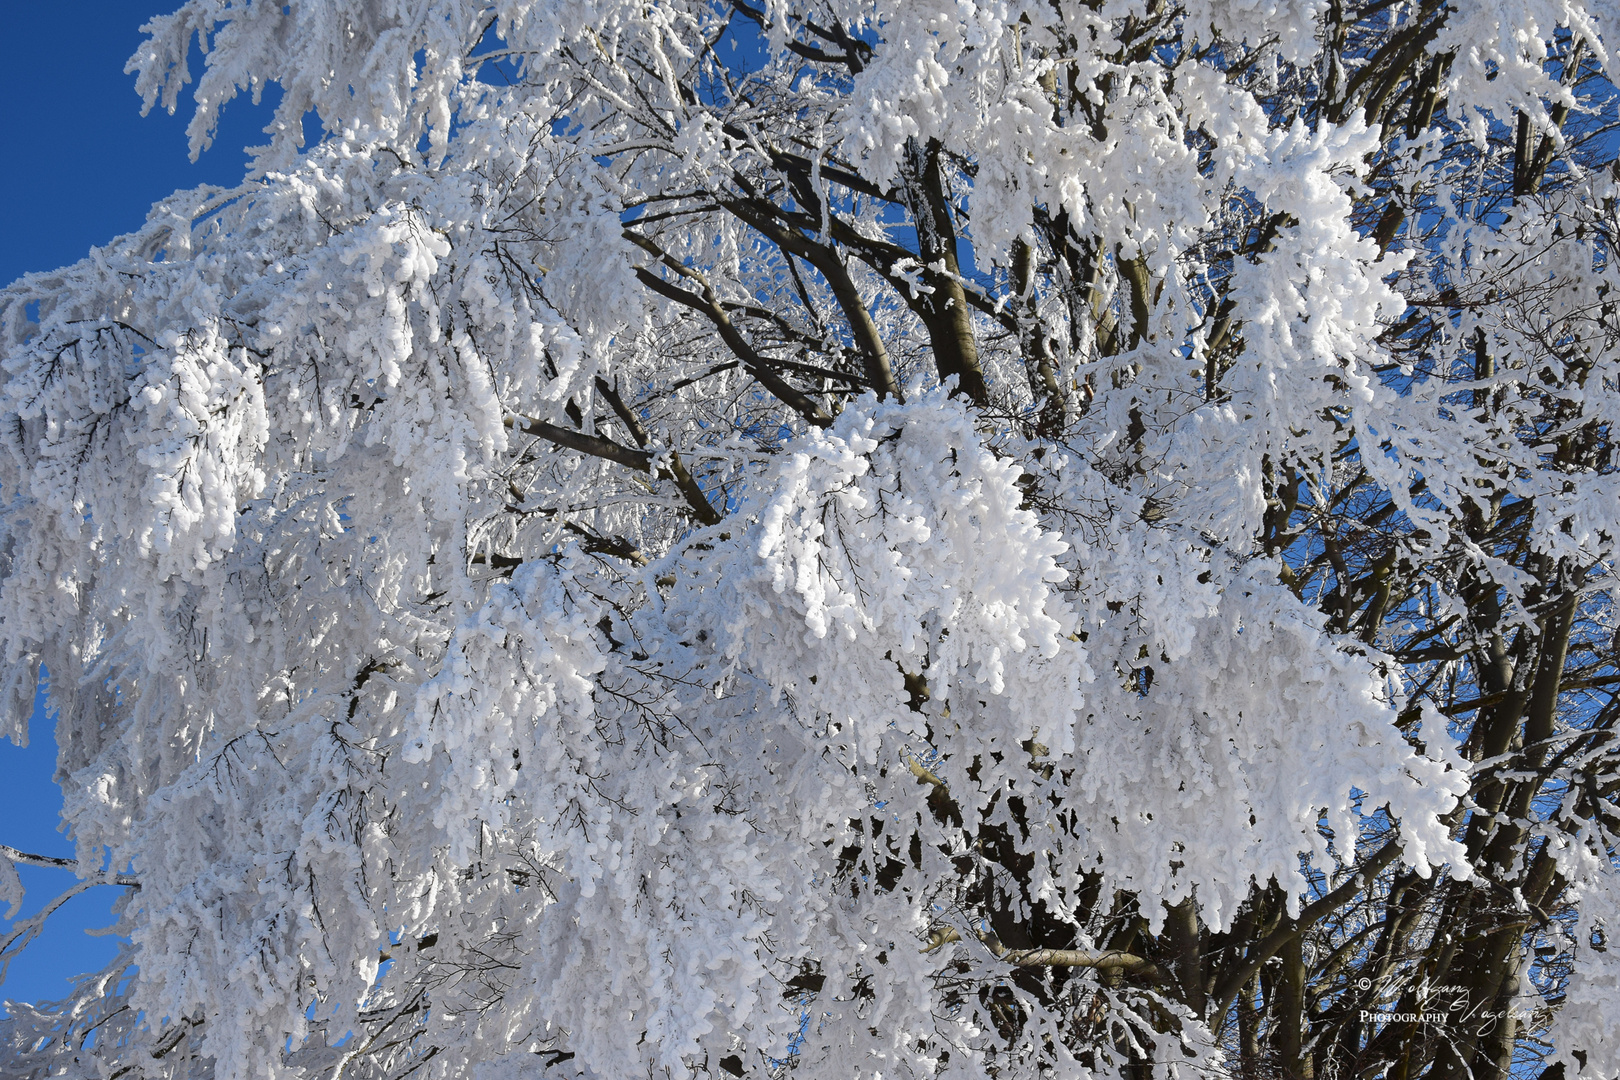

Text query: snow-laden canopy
(0, 1), (1616, 1078)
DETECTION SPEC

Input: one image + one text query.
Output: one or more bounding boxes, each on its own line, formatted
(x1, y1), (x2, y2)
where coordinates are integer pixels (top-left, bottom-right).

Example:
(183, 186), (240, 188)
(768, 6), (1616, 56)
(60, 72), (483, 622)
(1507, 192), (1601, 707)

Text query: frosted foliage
(0, 0), (1617, 1079)
(674, 394), (1466, 941)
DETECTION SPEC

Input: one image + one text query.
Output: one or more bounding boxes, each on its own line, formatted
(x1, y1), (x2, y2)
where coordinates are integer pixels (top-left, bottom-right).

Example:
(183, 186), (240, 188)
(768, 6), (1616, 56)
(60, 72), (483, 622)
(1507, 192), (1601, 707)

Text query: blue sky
(0, 3), (291, 286)
(0, 1), (285, 1011)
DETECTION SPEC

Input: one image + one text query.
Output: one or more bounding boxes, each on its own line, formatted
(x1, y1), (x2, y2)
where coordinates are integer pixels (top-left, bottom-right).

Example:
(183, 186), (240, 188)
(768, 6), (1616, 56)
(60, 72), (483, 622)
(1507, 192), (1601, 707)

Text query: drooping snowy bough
(0, 1), (1616, 1078)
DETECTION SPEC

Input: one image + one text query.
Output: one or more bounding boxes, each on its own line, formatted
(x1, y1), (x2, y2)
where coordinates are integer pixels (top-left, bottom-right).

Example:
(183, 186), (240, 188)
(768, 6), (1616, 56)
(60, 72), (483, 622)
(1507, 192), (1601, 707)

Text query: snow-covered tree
(0, 0), (1616, 1077)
